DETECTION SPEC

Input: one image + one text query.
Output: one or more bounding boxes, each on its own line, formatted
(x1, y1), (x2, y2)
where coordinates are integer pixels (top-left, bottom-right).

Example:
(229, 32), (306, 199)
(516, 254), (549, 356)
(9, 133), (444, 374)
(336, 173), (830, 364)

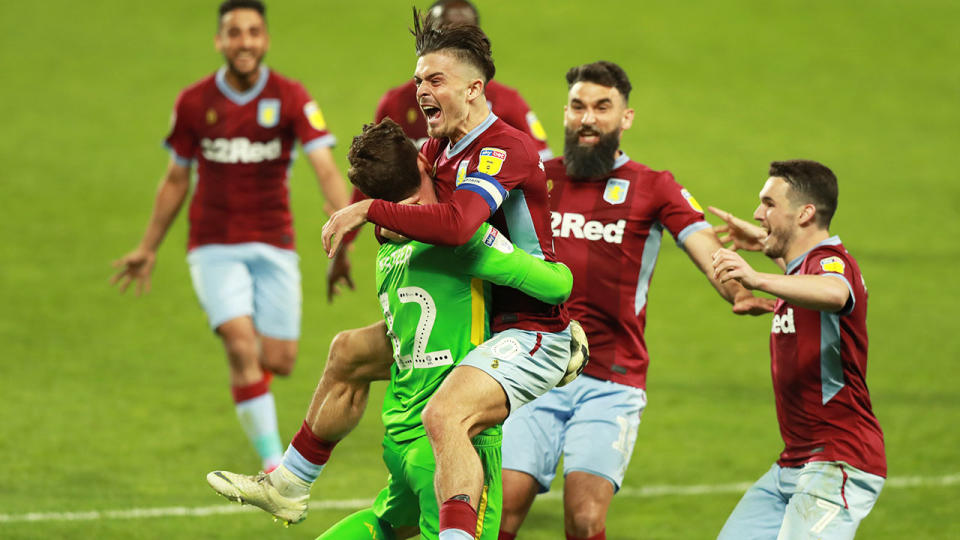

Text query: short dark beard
(563, 127), (620, 179)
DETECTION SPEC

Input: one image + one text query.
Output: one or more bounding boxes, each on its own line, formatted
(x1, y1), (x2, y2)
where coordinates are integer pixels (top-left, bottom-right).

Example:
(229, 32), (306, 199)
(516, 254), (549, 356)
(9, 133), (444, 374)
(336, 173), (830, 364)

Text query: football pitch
(2, 0), (958, 538)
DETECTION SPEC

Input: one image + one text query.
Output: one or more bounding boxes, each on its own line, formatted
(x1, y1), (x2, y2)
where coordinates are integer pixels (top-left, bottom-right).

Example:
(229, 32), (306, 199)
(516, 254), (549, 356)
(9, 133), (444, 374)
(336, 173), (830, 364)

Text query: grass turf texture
(1, 0), (958, 538)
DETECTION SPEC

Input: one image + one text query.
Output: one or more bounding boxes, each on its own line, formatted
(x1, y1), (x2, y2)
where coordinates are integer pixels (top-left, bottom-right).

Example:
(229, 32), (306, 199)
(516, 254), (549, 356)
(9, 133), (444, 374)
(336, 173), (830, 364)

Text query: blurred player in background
(327, 0), (553, 300)
(210, 119), (572, 537)
(711, 161), (885, 539)
(497, 61), (773, 540)
(111, 0), (349, 473)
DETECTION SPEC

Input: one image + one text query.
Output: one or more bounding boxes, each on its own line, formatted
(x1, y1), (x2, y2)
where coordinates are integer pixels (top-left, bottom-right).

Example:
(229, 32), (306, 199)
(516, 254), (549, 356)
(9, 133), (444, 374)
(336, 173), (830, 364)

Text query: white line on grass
(2, 473), (957, 524)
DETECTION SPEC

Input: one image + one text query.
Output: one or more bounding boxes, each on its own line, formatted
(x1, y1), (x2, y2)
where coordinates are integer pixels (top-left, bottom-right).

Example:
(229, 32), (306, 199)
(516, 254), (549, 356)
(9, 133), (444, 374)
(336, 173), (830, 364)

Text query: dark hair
(565, 61), (632, 103)
(218, 0), (266, 25)
(769, 159), (839, 228)
(426, 0), (479, 26)
(412, 8), (495, 83)
(347, 119), (421, 202)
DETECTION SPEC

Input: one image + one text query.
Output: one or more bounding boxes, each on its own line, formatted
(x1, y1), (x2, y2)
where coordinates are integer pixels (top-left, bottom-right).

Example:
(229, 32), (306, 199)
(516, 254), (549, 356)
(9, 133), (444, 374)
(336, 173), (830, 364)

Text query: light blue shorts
(501, 374), (646, 492)
(186, 242), (301, 340)
(718, 461), (884, 540)
(460, 325), (572, 414)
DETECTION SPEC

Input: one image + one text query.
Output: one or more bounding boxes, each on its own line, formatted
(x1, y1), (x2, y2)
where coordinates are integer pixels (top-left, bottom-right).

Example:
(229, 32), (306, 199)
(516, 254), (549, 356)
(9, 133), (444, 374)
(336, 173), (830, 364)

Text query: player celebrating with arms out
(711, 160), (885, 539)
(111, 0), (349, 472)
(322, 13), (579, 540)
(497, 61), (772, 540)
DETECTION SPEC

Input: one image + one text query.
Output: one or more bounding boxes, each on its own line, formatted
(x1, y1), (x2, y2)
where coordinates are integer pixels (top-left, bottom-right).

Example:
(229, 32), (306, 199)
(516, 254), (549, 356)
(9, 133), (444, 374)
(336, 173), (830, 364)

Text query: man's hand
(708, 206), (766, 252)
(326, 247), (355, 303)
(712, 248), (764, 290)
(111, 248), (157, 296)
(731, 291), (777, 315)
(322, 198), (374, 258)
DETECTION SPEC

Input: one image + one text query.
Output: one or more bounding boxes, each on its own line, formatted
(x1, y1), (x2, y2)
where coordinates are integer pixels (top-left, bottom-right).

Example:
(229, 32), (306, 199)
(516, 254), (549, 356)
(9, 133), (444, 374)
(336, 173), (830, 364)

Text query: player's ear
(621, 107), (635, 130)
(798, 204), (817, 226)
(466, 79), (483, 103)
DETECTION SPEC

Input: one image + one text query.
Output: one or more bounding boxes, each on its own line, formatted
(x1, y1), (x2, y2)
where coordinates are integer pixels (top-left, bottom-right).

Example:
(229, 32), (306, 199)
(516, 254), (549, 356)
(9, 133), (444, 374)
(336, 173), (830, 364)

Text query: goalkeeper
(210, 119), (579, 539)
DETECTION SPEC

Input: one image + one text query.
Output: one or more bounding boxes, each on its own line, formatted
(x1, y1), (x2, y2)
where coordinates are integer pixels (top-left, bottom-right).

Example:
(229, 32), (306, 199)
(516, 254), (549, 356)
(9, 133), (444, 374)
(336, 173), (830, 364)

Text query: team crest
(477, 147), (507, 176)
(820, 256), (846, 274)
(681, 188), (704, 212)
(257, 99), (280, 128)
(205, 108), (218, 125)
(456, 160), (470, 186)
(603, 178), (630, 205)
(406, 107), (418, 124)
(303, 101), (327, 131)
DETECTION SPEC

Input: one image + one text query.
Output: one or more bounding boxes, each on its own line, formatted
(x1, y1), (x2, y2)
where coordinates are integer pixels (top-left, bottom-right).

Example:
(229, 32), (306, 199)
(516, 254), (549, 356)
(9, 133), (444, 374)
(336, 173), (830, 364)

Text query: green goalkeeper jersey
(376, 222), (572, 444)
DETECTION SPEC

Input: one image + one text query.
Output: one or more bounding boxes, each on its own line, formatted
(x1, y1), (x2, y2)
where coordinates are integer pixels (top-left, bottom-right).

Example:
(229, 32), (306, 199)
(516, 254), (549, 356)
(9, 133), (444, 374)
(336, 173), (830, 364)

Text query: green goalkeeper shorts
(373, 430), (502, 539)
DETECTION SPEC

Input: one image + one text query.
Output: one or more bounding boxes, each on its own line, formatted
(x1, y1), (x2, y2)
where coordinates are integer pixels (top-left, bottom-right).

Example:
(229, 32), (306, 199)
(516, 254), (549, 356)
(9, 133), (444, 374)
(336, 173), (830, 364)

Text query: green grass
(1, 0), (958, 538)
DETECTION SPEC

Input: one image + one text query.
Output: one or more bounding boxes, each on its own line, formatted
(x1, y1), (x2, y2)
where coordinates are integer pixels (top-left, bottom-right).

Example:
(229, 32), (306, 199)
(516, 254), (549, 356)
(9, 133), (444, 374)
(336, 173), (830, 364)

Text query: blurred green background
(1, 0), (958, 538)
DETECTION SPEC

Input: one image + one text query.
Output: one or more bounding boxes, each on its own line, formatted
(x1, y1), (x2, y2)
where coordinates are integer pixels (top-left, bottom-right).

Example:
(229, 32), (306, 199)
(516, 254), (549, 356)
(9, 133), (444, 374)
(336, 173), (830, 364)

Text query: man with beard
(497, 61), (773, 540)
(111, 0), (348, 472)
(711, 161), (885, 539)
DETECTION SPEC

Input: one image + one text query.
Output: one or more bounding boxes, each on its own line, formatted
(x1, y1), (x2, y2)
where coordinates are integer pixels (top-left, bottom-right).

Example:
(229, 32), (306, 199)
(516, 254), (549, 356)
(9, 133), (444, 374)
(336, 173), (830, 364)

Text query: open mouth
(421, 105), (442, 122)
(577, 129), (600, 144)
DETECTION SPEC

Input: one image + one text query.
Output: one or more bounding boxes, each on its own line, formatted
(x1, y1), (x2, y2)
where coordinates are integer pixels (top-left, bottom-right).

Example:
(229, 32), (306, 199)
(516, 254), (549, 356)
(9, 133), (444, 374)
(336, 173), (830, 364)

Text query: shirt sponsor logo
(551, 211), (626, 244)
(257, 98), (280, 128)
(477, 147), (506, 176)
(820, 256), (846, 274)
(603, 178), (630, 205)
(201, 137), (282, 164)
(681, 188), (703, 212)
(772, 308), (796, 334)
(303, 101), (327, 131)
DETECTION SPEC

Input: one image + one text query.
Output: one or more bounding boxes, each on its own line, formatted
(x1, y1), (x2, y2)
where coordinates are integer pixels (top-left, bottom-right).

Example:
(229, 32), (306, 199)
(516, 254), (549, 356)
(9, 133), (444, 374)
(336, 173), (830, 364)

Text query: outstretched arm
(111, 158), (191, 295)
(683, 228), (775, 315)
(322, 188), (490, 257)
(305, 145), (350, 215)
(457, 223), (572, 305)
(712, 248), (849, 312)
(708, 205), (785, 270)
(305, 146), (355, 302)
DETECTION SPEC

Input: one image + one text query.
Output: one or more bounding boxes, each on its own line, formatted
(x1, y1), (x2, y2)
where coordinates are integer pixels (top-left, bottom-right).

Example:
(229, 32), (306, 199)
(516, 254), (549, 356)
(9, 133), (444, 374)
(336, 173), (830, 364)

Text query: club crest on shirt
(456, 160), (470, 186)
(603, 178), (630, 205)
(477, 147), (507, 176)
(205, 108), (218, 125)
(406, 107), (418, 124)
(257, 99), (280, 128)
(303, 101), (327, 131)
(681, 188), (704, 212)
(820, 256), (846, 274)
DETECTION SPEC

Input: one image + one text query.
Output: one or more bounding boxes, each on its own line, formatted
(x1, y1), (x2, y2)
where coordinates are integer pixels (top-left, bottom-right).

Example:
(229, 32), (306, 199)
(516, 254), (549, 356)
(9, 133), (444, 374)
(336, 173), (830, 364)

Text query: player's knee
(325, 328), (391, 383)
(263, 345), (297, 376)
(222, 334), (258, 366)
(325, 330), (359, 379)
(421, 399), (448, 441)
(565, 503), (607, 538)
